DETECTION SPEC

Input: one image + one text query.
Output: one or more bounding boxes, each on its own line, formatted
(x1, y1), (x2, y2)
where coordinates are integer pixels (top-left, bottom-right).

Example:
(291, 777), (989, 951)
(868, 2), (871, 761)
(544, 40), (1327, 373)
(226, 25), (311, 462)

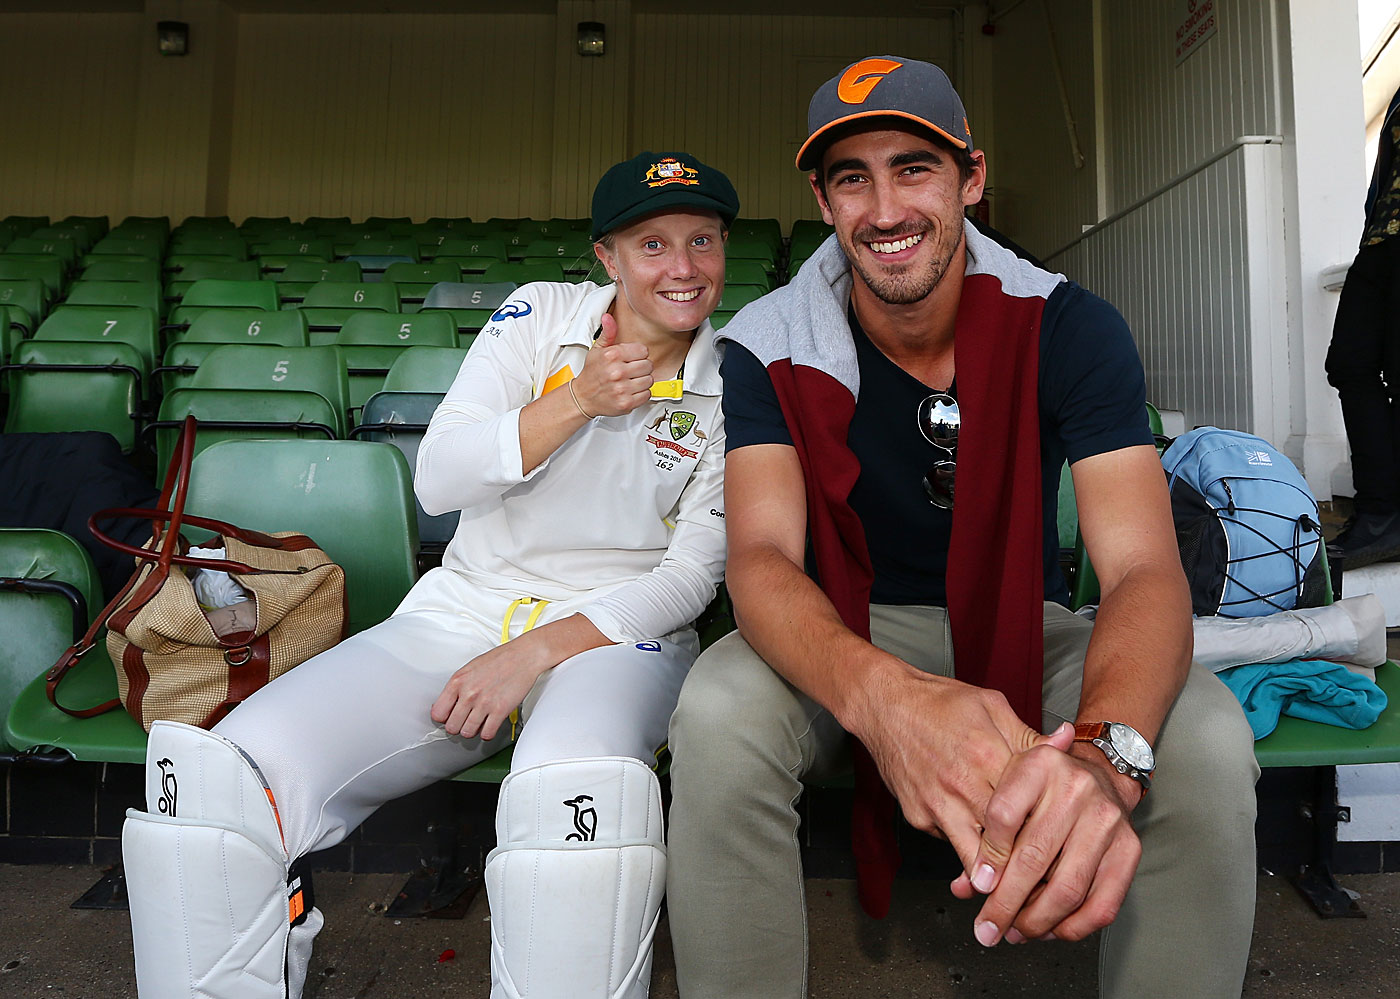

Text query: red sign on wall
(1175, 0), (1218, 66)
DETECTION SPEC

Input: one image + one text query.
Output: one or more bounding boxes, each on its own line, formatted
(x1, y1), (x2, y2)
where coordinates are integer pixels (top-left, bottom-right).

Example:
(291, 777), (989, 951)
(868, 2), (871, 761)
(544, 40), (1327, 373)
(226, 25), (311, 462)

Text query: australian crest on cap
(645, 157), (700, 187)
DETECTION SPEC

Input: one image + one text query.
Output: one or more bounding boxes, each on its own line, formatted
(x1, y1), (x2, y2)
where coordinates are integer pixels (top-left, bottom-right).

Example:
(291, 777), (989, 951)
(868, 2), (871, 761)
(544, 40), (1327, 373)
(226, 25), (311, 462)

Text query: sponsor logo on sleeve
(490, 300), (533, 322)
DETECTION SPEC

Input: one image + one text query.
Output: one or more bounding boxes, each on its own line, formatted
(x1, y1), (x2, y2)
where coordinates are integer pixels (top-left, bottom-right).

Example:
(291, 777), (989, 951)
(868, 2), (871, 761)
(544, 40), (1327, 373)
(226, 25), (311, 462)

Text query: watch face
(1108, 723), (1155, 770)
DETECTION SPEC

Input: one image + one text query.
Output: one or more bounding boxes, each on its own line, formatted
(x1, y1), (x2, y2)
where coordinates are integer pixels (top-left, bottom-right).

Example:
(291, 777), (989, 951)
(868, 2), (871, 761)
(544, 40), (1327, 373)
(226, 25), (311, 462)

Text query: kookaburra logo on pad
(564, 795), (597, 841)
(156, 758), (178, 816)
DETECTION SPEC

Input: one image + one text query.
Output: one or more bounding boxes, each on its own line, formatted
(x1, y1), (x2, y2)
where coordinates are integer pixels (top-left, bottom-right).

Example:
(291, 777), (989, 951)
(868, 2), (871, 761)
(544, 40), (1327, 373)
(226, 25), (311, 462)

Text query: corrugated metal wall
(0, 13), (144, 219)
(1049, 143), (1288, 436)
(630, 12), (956, 226)
(1020, 1), (1288, 438)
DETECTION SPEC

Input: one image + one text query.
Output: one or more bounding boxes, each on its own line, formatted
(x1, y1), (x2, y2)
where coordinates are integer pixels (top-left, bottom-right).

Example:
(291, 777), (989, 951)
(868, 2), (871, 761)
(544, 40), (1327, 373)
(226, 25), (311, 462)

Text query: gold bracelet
(567, 379), (596, 420)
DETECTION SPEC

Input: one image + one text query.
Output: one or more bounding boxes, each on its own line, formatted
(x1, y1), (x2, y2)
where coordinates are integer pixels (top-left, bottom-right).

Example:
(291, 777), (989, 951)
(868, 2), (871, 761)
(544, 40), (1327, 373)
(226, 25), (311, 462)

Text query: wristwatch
(1074, 721), (1155, 795)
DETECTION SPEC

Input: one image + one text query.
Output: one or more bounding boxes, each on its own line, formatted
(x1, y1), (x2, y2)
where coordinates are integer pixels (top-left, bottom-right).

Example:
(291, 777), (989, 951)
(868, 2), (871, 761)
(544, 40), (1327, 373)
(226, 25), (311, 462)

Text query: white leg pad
(122, 720), (311, 999)
(486, 756), (667, 999)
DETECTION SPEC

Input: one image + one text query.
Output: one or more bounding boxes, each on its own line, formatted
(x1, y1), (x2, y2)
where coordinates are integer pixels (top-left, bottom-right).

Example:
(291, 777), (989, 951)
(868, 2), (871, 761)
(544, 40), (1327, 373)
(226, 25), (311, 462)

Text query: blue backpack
(1161, 427), (1325, 618)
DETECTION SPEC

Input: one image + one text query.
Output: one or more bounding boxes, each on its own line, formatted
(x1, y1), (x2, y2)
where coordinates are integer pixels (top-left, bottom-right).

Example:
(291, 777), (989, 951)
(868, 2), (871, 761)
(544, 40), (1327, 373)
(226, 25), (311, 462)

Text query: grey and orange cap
(795, 56), (973, 171)
(590, 151), (739, 241)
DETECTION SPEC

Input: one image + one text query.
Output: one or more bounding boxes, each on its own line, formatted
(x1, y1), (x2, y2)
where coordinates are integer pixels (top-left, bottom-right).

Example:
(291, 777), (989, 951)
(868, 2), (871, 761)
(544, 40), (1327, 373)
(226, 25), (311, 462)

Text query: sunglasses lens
(917, 394), (959, 449)
(922, 460), (955, 509)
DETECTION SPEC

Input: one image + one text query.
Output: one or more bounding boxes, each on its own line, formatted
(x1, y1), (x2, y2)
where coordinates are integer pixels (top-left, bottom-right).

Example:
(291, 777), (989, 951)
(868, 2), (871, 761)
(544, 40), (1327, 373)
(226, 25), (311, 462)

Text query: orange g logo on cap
(837, 57), (904, 105)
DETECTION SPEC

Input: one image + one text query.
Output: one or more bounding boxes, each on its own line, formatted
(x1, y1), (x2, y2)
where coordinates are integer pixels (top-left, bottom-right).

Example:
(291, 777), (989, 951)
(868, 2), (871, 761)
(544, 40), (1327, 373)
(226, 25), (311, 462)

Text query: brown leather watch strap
(1073, 721), (1108, 742)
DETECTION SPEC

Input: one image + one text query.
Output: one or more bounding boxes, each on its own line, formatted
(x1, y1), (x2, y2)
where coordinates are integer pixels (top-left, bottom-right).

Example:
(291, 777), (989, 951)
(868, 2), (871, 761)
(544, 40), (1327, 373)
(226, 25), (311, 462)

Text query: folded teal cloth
(1218, 659), (1388, 740)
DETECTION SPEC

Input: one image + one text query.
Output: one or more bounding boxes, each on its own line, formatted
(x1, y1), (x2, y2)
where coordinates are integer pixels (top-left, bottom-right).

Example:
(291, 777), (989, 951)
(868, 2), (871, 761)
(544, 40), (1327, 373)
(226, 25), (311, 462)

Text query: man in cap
(666, 56), (1258, 997)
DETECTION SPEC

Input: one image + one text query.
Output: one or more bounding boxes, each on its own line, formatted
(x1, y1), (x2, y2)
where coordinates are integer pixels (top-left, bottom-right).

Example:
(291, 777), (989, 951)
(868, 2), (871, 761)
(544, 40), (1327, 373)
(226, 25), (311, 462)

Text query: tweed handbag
(46, 417), (347, 731)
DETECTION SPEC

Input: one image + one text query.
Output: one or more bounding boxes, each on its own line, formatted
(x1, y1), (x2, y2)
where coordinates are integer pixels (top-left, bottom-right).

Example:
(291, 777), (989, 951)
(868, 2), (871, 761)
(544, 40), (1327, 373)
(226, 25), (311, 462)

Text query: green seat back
(90, 237), (162, 260)
(522, 237), (593, 261)
(300, 281), (399, 311)
(35, 305), (160, 369)
(82, 258), (162, 283)
(420, 281), (516, 337)
(273, 259), (361, 283)
(5, 339), (146, 450)
(336, 313), (458, 409)
(61, 215), (110, 241)
(0, 529), (103, 750)
(383, 345), (469, 393)
(351, 240), (419, 261)
(725, 235), (777, 267)
(437, 237), (507, 261)
(436, 254), (506, 276)
(180, 278), (279, 312)
(65, 279), (163, 317)
(729, 218), (783, 256)
(164, 260), (261, 299)
(789, 220), (834, 259)
(716, 284), (765, 313)
(253, 238), (335, 261)
(484, 261), (562, 284)
(1, 304), (33, 362)
(6, 236), (78, 266)
(177, 308), (309, 346)
(0, 257), (66, 297)
(0, 277), (51, 323)
(383, 261), (462, 286)
(154, 387), (339, 471)
(192, 343), (351, 436)
(31, 225), (93, 254)
(168, 237), (248, 260)
(356, 391), (457, 546)
(725, 259), (773, 290)
(185, 439), (418, 635)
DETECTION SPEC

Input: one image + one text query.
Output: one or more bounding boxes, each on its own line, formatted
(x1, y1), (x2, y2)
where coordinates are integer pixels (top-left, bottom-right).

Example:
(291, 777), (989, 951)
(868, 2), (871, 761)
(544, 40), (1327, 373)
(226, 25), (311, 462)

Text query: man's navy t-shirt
(719, 281), (1153, 607)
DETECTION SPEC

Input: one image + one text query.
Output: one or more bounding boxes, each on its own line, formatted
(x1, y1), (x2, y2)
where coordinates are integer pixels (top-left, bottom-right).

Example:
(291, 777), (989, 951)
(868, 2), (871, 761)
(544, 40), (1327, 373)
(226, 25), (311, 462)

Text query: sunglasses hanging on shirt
(917, 391), (959, 509)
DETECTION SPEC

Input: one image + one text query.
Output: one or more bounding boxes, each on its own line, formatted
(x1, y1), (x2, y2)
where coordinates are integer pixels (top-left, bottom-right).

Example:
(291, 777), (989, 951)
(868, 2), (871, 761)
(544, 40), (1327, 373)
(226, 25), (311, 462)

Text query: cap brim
(795, 110), (968, 171)
(591, 192), (736, 241)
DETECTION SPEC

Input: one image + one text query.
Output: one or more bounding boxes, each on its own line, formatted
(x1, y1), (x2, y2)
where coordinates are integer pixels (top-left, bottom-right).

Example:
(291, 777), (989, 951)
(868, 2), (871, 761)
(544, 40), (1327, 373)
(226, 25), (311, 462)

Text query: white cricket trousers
(214, 561), (693, 893)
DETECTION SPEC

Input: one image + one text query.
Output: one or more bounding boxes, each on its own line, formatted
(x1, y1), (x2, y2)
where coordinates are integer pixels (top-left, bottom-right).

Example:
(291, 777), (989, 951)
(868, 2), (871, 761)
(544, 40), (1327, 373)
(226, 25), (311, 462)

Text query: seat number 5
(272, 359), (289, 382)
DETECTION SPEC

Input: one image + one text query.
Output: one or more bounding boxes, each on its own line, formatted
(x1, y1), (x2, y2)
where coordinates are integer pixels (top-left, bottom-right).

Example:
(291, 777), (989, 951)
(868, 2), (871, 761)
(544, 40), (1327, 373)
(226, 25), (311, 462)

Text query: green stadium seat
(163, 260), (261, 300)
(420, 281), (516, 339)
(729, 218), (783, 257)
(352, 391), (457, 550)
(179, 278), (280, 313)
(0, 278), (52, 325)
(116, 215), (170, 235)
(252, 239), (335, 263)
(29, 225), (91, 255)
(365, 216), (415, 234)
(3, 438), (419, 763)
(0, 529), (104, 750)
(344, 254), (416, 283)
(35, 305), (160, 369)
(151, 387), (339, 472)
(167, 236), (248, 261)
(484, 261), (562, 284)
(191, 343), (352, 436)
(271, 259), (362, 305)
(82, 258), (162, 283)
(62, 215), (110, 241)
(2, 339), (146, 451)
(725, 235), (777, 271)
(382, 345), (469, 393)
(0, 251), (61, 299)
(789, 220), (835, 262)
(184, 439), (418, 635)
(89, 237), (162, 261)
(384, 261), (463, 309)
(712, 284), (766, 321)
(3, 215), (49, 238)
(158, 310), (310, 391)
(298, 282), (400, 342)
(437, 237), (508, 262)
(64, 279), (163, 318)
(1, 304), (33, 364)
(725, 259), (773, 291)
(336, 311), (458, 410)
(6, 236), (78, 267)
(424, 217), (474, 230)
(352, 239), (419, 261)
(522, 237), (593, 261)
(242, 215), (295, 232)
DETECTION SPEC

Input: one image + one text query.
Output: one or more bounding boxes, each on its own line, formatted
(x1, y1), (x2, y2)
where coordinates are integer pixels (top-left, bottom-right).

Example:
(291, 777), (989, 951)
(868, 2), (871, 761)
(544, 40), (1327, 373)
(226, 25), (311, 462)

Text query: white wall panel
(0, 13), (143, 219)
(1049, 142), (1288, 440)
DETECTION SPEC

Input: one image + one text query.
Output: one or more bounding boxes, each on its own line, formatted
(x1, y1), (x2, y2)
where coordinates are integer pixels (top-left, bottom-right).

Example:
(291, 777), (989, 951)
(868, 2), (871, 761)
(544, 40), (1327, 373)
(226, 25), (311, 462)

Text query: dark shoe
(1334, 510), (1400, 569)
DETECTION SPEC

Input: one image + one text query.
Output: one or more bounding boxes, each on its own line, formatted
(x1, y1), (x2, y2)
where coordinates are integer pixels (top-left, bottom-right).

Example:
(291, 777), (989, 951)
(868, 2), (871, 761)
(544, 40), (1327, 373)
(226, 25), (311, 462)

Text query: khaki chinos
(666, 601), (1259, 999)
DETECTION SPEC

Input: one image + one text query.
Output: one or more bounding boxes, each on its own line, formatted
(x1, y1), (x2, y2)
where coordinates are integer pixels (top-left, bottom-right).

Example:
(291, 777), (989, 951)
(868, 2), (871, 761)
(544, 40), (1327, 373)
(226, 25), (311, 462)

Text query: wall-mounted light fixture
(157, 21), (190, 56)
(577, 21), (605, 57)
